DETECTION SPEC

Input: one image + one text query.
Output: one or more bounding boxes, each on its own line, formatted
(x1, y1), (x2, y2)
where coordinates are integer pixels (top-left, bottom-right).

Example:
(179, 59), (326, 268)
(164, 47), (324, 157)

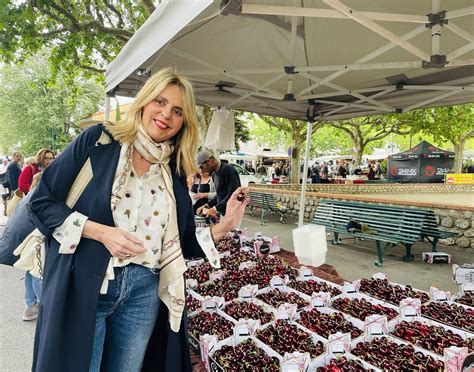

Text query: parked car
(228, 162), (264, 187)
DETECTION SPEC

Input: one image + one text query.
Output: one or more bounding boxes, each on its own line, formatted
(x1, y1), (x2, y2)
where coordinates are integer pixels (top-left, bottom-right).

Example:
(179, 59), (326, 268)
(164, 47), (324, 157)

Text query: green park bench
(247, 191), (286, 225)
(420, 211), (458, 251)
(312, 199), (455, 266)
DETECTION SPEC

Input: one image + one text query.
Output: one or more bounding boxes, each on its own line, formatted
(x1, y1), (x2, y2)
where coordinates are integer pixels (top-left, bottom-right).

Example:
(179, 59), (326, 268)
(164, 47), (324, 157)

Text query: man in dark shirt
(196, 150), (241, 218)
(6, 152), (22, 192)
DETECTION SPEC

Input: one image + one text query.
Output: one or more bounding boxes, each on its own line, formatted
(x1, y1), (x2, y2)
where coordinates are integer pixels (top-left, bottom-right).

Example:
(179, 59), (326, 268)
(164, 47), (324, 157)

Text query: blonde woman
(29, 67), (248, 372)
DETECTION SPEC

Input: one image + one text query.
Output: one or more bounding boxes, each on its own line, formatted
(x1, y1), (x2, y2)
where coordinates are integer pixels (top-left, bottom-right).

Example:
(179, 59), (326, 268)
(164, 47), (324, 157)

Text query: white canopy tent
(106, 0), (474, 226)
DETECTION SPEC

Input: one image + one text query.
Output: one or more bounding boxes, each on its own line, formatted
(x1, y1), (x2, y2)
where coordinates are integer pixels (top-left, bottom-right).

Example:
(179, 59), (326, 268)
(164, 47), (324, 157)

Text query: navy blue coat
(29, 125), (204, 372)
(6, 161), (22, 191)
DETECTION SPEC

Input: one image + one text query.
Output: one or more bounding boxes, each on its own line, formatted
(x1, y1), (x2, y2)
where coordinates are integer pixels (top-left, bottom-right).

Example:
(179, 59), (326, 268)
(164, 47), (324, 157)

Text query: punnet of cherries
(188, 311), (234, 341)
(223, 300), (274, 325)
(351, 336), (444, 371)
(358, 278), (429, 305)
(391, 320), (473, 355)
(316, 356), (375, 372)
(186, 294), (202, 313)
(255, 319), (325, 358)
(298, 308), (363, 339)
(454, 291), (473, 307)
(256, 288), (309, 310)
(211, 339), (280, 372)
(287, 279), (342, 297)
(421, 301), (474, 332)
(331, 297), (399, 321)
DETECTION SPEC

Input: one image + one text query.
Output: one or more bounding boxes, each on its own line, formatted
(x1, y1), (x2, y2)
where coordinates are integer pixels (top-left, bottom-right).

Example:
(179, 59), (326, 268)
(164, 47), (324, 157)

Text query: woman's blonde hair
(106, 67), (199, 176)
(35, 148), (54, 169)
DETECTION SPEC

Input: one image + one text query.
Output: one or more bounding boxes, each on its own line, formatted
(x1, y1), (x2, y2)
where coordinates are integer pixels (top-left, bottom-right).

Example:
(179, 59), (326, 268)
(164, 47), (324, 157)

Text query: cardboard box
(453, 264), (474, 284)
(422, 251), (452, 264)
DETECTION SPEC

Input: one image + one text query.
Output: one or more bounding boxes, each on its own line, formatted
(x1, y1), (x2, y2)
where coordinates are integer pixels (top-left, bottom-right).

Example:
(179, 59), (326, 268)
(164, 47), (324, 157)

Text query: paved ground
(1, 205), (472, 371)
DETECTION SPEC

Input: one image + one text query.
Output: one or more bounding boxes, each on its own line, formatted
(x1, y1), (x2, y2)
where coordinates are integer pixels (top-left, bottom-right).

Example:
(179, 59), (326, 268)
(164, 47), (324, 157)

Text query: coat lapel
(88, 141), (121, 226)
(170, 161), (188, 235)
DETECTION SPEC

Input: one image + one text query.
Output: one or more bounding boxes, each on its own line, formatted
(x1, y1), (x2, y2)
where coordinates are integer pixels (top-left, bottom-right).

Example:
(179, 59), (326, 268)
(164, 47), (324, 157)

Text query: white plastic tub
(292, 224), (327, 267)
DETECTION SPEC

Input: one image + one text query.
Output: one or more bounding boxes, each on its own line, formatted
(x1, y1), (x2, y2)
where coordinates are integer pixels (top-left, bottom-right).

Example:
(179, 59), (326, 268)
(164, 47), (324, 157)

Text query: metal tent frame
(106, 0), (474, 226)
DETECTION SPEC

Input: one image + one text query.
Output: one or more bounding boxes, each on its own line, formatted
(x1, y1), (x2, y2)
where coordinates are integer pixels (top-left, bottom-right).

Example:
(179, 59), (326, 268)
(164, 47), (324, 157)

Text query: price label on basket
(364, 315), (388, 337)
(238, 284), (258, 299)
(328, 332), (351, 354)
(430, 286), (451, 301)
(199, 334), (218, 366)
(310, 292), (331, 307)
(233, 319), (261, 337)
(269, 236), (280, 253)
(186, 279), (198, 289)
(372, 272), (388, 280)
(270, 275), (288, 289)
(444, 346), (469, 372)
(209, 270), (225, 281)
(298, 266), (313, 279)
(342, 283), (358, 295)
(275, 303), (297, 320)
(399, 298), (422, 319)
(239, 261), (256, 270)
(281, 352), (310, 372)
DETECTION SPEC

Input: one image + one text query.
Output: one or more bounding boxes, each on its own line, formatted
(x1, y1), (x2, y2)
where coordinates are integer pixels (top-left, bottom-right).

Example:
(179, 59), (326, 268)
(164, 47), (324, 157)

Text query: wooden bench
(312, 199), (431, 266)
(248, 191), (286, 225)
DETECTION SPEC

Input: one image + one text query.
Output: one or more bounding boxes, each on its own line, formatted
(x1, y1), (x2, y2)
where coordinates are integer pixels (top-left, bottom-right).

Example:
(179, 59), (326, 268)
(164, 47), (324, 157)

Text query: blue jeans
(24, 271), (42, 307)
(89, 264), (160, 372)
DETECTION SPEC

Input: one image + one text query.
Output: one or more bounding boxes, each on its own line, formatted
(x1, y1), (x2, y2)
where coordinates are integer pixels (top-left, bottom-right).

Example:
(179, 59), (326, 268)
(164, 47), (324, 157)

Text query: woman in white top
(29, 67), (248, 372)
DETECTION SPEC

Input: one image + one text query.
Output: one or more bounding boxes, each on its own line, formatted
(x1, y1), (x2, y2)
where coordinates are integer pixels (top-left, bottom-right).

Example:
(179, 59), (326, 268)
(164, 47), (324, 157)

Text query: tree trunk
(290, 146), (300, 184)
(353, 143), (364, 167)
(453, 141), (465, 173)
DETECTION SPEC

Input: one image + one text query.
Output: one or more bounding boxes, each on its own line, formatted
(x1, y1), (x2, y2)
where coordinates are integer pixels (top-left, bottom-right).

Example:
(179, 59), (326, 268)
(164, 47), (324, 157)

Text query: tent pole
(105, 95), (111, 121)
(298, 121), (313, 227)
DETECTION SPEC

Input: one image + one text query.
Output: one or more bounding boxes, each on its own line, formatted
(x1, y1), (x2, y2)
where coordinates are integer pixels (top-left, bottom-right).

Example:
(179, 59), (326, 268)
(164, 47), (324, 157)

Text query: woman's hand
(193, 192), (207, 200)
(210, 187), (249, 241)
(83, 221), (146, 259)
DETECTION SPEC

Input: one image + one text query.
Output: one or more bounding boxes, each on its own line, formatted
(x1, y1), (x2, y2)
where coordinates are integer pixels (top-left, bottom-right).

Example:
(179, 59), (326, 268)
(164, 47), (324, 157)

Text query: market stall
(388, 140), (455, 183)
(105, 0), (474, 226)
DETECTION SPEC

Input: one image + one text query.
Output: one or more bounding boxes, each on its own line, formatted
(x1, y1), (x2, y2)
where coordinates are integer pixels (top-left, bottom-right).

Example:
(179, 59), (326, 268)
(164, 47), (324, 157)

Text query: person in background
(7, 152), (22, 192)
(28, 67), (248, 372)
(311, 163), (321, 184)
(0, 172), (43, 321)
(0, 157), (8, 174)
(367, 162), (376, 180)
(189, 169), (216, 214)
(256, 162), (267, 177)
(196, 150), (241, 219)
(18, 149), (54, 194)
(466, 161), (474, 173)
(0, 157), (10, 216)
(320, 162), (329, 183)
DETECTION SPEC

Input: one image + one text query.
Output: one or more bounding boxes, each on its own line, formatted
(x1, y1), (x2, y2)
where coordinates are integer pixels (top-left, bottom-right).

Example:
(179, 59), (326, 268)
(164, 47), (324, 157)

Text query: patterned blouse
(53, 144), (220, 293)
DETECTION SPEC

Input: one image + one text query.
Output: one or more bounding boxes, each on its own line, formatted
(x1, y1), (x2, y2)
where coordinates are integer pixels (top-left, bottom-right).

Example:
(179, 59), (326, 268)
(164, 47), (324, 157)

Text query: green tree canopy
(251, 114), (322, 183)
(0, 50), (104, 155)
(1, 0), (154, 82)
(408, 104), (474, 173)
(329, 114), (413, 166)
